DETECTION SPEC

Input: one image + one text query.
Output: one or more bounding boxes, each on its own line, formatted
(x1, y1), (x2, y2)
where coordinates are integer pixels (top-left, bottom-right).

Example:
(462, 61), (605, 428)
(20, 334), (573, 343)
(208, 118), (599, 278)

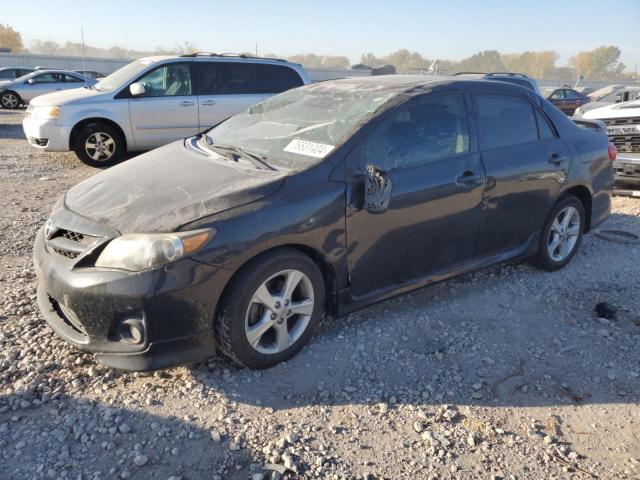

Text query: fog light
(116, 317), (145, 344)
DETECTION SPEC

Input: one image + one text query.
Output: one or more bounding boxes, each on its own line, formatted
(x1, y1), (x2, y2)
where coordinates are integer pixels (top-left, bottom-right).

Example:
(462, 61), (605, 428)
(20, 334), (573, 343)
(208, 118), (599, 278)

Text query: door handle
(200, 100), (217, 106)
(456, 171), (482, 187)
(548, 153), (567, 165)
(179, 100), (195, 106)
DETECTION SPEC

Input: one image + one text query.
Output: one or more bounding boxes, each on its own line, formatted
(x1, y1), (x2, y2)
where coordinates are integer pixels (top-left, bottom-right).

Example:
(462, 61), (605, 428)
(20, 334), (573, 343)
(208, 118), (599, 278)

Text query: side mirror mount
(129, 82), (145, 96)
(27, 78), (35, 85)
(364, 164), (392, 214)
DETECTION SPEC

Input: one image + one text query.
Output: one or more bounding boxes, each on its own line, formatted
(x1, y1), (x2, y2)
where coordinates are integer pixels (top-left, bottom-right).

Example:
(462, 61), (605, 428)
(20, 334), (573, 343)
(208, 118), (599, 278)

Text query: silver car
(0, 70), (96, 109)
(22, 54), (309, 166)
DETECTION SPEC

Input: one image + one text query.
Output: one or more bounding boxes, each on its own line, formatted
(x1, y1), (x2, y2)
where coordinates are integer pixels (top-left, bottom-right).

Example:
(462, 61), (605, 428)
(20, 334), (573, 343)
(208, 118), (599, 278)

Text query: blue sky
(4, 0), (640, 70)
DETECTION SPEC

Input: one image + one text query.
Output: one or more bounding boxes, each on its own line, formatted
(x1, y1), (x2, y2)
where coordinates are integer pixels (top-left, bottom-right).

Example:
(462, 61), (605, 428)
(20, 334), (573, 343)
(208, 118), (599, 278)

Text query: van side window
(258, 65), (303, 93)
(475, 93), (538, 150)
(196, 63), (261, 95)
(356, 94), (470, 171)
(137, 64), (192, 97)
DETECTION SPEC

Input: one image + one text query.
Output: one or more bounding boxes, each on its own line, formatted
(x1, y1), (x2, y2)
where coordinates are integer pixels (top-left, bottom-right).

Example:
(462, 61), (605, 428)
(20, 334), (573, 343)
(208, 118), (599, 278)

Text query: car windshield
(95, 59), (159, 92)
(202, 81), (399, 170)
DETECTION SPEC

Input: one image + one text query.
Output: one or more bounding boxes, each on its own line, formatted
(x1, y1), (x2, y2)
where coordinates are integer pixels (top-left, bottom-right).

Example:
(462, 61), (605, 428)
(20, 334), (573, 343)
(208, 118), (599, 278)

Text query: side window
(32, 73), (62, 83)
(196, 62), (261, 95)
(356, 94), (470, 171)
(565, 90), (579, 99)
(0, 70), (12, 79)
(258, 65), (303, 93)
(136, 63), (192, 97)
(550, 90), (565, 100)
(475, 93), (538, 150)
(64, 74), (83, 83)
(535, 109), (555, 139)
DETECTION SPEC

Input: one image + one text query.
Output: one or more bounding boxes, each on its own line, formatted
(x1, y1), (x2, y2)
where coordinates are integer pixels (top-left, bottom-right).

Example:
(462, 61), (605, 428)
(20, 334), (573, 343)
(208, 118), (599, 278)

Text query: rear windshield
(202, 81), (399, 170)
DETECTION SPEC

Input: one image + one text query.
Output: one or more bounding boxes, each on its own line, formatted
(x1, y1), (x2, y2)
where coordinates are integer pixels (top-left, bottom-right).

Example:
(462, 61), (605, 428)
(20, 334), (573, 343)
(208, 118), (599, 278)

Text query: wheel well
(217, 245), (340, 318)
(2, 90), (21, 101)
(562, 185), (592, 232)
(69, 118), (127, 151)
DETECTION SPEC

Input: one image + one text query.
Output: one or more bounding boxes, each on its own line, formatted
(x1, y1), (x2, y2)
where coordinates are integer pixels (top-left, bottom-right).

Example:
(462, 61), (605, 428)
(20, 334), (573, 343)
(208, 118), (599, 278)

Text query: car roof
(139, 54), (302, 67)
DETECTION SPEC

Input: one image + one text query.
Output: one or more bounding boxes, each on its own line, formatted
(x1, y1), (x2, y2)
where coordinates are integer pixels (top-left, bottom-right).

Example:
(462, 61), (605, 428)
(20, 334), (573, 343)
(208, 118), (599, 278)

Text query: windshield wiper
(204, 139), (274, 170)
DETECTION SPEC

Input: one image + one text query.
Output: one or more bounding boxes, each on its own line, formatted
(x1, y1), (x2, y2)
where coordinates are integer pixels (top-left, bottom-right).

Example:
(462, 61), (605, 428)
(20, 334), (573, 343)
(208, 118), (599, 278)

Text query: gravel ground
(1, 109), (639, 480)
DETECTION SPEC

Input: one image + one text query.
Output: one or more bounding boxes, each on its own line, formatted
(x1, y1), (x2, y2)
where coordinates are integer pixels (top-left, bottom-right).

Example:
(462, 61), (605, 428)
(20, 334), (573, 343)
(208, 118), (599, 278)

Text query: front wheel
(215, 249), (326, 369)
(73, 123), (124, 167)
(534, 195), (585, 271)
(1, 91), (21, 109)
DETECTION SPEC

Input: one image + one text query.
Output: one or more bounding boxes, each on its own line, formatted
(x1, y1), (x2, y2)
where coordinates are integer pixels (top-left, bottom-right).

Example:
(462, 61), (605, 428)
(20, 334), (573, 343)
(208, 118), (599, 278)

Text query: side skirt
(336, 232), (540, 317)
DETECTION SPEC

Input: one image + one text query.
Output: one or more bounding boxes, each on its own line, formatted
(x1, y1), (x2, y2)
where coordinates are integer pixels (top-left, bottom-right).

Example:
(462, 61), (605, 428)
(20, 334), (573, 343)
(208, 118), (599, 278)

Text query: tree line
(0, 23), (634, 81)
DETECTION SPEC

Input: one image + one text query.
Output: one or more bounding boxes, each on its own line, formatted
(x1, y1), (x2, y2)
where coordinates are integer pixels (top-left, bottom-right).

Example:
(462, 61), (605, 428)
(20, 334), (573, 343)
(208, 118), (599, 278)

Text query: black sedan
(34, 76), (614, 370)
(546, 87), (590, 115)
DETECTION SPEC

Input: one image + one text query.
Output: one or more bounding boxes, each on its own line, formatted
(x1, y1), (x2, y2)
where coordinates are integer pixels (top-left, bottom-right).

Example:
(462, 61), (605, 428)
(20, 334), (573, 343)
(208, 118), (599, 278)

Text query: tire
(215, 248), (326, 369)
(534, 194), (585, 271)
(73, 122), (124, 167)
(1, 91), (21, 109)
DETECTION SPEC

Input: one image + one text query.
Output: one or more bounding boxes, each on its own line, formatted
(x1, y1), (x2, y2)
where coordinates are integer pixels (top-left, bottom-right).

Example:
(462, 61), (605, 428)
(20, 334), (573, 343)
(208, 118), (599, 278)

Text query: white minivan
(22, 54), (309, 166)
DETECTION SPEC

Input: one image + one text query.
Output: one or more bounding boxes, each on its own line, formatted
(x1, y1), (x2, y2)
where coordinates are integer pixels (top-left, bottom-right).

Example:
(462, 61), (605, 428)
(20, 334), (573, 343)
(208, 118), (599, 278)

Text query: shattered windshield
(202, 81), (399, 170)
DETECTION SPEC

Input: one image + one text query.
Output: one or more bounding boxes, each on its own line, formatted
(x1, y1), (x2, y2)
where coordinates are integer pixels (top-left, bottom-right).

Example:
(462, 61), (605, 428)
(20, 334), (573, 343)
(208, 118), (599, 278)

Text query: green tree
(453, 50), (505, 73)
(569, 45), (625, 80)
(0, 23), (25, 52)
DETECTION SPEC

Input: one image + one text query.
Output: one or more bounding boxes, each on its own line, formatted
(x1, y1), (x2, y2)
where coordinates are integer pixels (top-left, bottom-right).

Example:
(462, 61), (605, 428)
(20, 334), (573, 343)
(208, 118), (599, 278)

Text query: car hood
(583, 99), (640, 119)
(64, 140), (289, 233)
(30, 86), (102, 106)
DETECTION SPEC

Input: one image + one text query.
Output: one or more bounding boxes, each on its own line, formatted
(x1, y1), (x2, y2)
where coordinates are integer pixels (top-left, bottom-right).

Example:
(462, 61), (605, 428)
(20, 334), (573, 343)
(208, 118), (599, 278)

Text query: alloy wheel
(244, 269), (315, 355)
(547, 206), (581, 262)
(1, 93), (19, 108)
(84, 132), (116, 162)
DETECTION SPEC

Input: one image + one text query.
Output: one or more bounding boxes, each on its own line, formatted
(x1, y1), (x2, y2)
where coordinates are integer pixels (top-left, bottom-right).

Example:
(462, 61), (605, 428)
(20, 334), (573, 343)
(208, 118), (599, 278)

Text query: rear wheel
(1, 91), (21, 109)
(73, 123), (124, 167)
(534, 195), (585, 271)
(215, 249), (325, 369)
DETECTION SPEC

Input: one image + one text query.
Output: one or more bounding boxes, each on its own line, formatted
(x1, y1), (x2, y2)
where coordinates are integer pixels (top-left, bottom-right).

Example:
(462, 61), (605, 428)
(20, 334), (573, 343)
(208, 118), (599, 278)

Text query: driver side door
(345, 92), (485, 297)
(128, 62), (199, 149)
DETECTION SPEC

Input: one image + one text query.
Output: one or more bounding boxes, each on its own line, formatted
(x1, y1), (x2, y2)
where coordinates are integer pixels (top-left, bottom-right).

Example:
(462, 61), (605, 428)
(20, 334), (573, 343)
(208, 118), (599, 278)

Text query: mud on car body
(34, 76), (614, 370)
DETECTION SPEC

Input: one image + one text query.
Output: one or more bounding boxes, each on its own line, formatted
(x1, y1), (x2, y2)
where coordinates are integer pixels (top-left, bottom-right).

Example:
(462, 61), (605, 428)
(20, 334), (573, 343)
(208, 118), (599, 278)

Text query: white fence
(0, 53), (371, 81)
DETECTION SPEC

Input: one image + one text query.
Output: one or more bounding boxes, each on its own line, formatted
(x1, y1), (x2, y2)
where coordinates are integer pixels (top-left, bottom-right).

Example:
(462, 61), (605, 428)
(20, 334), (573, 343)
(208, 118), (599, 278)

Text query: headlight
(95, 229), (214, 271)
(28, 105), (61, 120)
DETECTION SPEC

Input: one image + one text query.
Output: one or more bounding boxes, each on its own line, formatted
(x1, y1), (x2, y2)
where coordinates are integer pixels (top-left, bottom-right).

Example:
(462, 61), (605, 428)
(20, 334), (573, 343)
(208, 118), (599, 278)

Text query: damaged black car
(34, 76), (614, 370)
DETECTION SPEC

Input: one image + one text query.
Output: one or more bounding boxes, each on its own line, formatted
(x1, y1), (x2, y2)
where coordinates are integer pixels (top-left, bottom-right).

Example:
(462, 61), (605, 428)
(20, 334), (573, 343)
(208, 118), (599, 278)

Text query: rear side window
(475, 93), (538, 150)
(64, 74), (84, 83)
(258, 64), (303, 93)
(356, 93), (470, 171)
(535, 110), (555, 139)
(195, 62), (261, 95)
(0, 70), (13, 79)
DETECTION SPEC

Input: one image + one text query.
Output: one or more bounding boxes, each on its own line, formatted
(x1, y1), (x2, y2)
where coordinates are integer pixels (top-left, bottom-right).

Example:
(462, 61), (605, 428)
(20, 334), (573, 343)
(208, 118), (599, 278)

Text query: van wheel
(73, 123), (124, 167)
(1, 91), (21, 109)
(215, 249), (325, 369)
(534, 195), (585, 271)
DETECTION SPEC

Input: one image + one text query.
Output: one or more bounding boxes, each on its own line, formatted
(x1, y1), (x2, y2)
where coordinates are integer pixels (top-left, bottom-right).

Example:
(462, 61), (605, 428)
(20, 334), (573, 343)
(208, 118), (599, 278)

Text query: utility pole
(80, 27), (87, 85)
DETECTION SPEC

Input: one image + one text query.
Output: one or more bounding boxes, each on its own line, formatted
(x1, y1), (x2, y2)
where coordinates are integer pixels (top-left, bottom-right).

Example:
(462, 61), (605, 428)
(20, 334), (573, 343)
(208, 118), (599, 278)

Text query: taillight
(608, 143), (617, 161)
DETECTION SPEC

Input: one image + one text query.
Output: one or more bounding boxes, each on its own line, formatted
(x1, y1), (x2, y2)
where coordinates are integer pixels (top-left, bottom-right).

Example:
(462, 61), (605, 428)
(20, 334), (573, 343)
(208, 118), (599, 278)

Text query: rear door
(345, 92), (485, 296)
(195, 61), (263, 130)
(473, 91), (570, 257)
(128, 62), (199, 149)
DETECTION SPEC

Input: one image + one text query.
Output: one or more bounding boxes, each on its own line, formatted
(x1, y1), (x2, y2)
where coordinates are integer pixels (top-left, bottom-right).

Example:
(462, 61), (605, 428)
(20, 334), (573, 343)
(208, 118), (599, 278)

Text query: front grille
(615, 163), (640, 176)
(52, 248), (80, 259)
(48, 228), (100, 260)
(610, 136), (640, 153)
(602, 117), (640, 126)
(57, 229), (98, 246)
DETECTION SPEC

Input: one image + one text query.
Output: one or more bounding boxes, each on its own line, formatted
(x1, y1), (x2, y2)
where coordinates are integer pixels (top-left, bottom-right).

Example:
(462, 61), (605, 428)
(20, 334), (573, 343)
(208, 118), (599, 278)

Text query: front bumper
(613, 154), (640, 184)
(33, 221), (230, 371)
(22, 116), (72, 151)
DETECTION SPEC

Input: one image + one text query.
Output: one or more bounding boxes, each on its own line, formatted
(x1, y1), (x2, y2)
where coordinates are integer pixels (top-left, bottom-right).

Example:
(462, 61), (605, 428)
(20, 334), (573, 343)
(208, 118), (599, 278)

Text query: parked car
(74, 70), (106, 80)
(22, 53), (309, 166)
(453, 72), (542, 95)
(33, 75), (614, 371)
(0, 66), (35, 80)
(0, 70), (96, 109)
(545, 87), (590, 115)
(574, 85), (640, 117)
(583, 99), (640, 185)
